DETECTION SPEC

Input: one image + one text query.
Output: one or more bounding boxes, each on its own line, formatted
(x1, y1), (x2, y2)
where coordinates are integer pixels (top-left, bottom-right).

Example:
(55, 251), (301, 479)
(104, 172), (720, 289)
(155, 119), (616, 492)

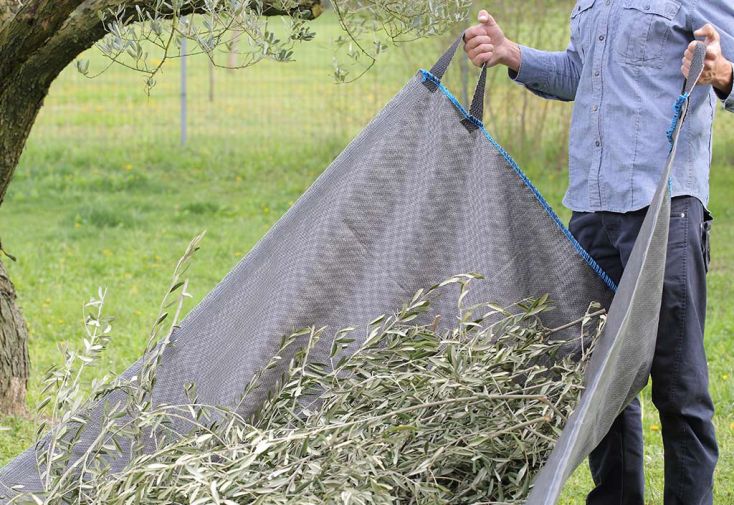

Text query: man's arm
(685, 1), (734, 111)
(463, 10), (582, 102)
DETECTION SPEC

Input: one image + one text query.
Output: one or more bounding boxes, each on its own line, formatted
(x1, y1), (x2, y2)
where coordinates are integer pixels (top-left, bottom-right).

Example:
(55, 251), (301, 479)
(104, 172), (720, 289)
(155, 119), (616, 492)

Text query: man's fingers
(464, 35), (492, 52)
(468, 45), (495, 65)
(682, 44), (694, 69)
(468, 43), (494, 60)
(477, 51), (496, 65)
(464, 24), (493, 41)
(463, 25), (483, 41)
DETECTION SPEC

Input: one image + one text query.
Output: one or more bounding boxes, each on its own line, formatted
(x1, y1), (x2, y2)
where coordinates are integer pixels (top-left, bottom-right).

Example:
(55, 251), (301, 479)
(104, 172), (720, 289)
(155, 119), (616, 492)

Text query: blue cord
(664, 92), (691, 196)
(666, 93), (689, 145)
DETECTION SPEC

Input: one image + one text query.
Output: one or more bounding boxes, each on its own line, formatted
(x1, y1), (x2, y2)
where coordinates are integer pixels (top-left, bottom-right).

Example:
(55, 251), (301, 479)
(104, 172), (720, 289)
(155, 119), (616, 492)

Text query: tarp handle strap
(683, 41), (707, 95)
(427, 33), (488, 126)
(429, 34), (464, 82)
(469, 63), (488, 122)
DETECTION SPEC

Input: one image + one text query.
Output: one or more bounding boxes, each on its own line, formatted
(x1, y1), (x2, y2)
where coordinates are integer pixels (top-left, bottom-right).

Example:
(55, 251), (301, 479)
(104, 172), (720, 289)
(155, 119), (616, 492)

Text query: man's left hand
(682, 24), (733, 96)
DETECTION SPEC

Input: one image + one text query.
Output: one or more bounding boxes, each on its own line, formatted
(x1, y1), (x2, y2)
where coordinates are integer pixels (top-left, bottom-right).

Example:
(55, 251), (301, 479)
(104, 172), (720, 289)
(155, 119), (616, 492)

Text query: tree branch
(0, 1), (87, 82)
(0, 0), (323, 89)
(260, 0), (323, 18)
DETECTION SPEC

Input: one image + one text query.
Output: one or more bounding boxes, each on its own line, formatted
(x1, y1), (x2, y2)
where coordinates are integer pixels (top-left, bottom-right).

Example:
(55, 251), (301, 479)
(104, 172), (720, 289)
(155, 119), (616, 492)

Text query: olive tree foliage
(0, 0), (471, 414)
(77, 0), (473, 90)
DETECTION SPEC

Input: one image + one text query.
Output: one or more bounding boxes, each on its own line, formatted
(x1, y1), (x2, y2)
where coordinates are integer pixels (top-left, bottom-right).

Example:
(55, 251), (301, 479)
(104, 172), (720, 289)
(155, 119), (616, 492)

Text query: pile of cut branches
(21, 272), (604, 505)
(40, 277), (603, 504)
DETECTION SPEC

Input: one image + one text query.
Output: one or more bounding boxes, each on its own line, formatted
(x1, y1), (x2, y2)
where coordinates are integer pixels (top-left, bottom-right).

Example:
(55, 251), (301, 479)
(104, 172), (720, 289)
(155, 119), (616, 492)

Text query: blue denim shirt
(511, 0), (734, 212)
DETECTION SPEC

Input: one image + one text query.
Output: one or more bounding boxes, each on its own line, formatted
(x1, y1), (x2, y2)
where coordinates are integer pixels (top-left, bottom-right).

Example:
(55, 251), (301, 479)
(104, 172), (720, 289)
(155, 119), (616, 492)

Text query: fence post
(209, 59), (215, 102)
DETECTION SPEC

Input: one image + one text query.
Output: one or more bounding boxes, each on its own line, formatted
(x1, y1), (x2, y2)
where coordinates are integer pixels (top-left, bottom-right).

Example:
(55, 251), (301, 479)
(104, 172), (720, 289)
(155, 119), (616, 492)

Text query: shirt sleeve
(508, 41), (583, 102)
(688, 0), (734, 112)
(714, 62), (734, 112)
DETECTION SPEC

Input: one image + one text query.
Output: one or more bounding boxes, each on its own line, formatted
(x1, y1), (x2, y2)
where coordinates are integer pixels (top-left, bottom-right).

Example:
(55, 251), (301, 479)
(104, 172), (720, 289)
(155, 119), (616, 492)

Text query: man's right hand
(463, 10), (521, 72)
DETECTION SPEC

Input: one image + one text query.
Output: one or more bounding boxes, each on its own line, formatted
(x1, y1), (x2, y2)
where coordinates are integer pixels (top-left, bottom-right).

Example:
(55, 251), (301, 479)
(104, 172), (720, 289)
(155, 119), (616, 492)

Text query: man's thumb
(695, 23), (719, 44)
(478, 10), (496, 26)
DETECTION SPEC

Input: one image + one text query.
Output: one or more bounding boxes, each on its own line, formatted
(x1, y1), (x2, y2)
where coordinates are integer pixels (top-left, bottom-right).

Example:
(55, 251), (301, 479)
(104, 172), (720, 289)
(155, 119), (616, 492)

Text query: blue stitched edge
(420, 69), (619, 293)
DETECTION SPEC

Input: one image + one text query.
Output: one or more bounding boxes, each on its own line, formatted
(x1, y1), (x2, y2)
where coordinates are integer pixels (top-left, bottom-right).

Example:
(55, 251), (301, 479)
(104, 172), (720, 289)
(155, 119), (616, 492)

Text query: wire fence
(27, 17), (405, 152)
(24, 3), (579, 171)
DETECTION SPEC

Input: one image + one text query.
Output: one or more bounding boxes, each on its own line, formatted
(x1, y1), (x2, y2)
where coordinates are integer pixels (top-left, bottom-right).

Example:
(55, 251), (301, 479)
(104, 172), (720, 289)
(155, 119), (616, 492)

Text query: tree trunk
(0, 260), (29, 415)
(0, 61), (56, 415)
(0, 2), (122, 414)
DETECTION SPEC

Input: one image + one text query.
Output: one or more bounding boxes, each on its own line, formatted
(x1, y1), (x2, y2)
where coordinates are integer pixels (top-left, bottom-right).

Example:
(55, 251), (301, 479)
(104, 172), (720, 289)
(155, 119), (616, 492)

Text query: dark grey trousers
(569, 196), (718, 505)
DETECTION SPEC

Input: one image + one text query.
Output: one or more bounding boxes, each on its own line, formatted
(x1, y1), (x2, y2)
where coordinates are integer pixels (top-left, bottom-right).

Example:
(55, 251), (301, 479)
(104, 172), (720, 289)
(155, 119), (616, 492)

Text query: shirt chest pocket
(616, 0), (681, 69)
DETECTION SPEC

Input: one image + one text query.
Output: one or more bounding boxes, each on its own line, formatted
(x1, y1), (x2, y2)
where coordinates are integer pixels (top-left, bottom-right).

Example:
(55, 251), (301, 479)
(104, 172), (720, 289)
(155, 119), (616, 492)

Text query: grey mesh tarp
(0, 37), (707, 504)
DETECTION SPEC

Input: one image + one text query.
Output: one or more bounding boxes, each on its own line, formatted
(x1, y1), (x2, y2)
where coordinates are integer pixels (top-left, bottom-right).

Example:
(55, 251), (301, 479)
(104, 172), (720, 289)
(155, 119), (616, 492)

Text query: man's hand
(682, 24), (733, 96)
(463, 10), (521, 72)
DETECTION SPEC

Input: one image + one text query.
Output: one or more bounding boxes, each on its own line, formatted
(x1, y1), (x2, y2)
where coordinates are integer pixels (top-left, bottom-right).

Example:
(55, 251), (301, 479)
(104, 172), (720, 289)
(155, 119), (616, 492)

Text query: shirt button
(644, 4), (651, 9)
(592, 105), (599, 111)
(595, 70), (600, 76)
(599, 35), (606, 41)
(595, 140), (601, 147)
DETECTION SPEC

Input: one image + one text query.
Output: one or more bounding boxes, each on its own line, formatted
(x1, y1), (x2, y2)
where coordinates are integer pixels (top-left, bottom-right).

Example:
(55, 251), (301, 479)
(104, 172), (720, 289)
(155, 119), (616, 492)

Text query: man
(463, 4), (733, 505)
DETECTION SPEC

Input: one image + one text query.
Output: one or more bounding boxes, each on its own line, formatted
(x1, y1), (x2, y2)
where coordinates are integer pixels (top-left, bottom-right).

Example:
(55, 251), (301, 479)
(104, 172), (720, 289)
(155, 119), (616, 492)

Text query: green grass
(0, 9), (732, 504)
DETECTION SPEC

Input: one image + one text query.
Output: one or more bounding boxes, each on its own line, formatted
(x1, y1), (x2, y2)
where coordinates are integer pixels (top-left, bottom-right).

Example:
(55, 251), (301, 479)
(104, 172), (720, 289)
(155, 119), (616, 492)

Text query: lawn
(0, 8), (732, 504)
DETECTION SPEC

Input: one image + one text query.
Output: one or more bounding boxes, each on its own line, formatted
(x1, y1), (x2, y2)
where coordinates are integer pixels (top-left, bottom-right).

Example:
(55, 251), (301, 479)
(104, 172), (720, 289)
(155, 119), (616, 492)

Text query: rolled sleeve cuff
(508, 45), (551, 90)
(714, 62), (734, 112)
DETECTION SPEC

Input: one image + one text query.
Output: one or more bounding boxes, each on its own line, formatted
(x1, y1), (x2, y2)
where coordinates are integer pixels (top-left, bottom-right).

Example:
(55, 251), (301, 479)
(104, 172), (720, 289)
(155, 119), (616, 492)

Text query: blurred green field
(0, 8), (732, 504)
